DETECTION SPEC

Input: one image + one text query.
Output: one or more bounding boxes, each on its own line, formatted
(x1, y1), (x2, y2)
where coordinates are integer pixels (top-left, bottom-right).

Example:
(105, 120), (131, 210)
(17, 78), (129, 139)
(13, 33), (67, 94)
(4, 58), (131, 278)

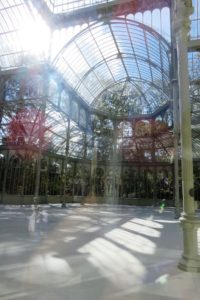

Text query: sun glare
(20, 19), (51, 58)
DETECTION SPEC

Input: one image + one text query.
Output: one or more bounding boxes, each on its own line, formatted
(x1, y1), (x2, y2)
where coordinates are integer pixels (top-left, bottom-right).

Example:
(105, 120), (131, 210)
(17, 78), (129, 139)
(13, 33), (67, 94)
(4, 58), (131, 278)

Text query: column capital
(173, 0), (193, 39)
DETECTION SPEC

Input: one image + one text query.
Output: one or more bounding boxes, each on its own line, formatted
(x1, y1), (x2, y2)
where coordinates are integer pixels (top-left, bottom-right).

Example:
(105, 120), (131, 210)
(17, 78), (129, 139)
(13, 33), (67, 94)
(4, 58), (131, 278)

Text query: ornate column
(171, 51), (181, 218)
(174, 0), (200, 272)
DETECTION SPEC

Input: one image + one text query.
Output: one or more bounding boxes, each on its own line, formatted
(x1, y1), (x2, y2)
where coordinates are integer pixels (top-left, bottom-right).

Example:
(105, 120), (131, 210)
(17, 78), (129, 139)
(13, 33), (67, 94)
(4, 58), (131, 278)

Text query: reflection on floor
(0, 204), (200, 300)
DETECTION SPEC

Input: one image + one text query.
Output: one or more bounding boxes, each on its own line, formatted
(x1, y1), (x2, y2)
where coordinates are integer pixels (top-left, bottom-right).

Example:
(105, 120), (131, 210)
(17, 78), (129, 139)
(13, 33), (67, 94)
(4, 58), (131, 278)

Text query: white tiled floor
(0, 204), (200, 300)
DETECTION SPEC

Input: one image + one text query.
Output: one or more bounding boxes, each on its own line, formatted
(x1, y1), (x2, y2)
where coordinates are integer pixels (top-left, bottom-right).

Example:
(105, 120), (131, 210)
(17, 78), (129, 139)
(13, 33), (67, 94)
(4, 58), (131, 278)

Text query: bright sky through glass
(44, 0), (116, 14)
(19, 19), (50, 57)
(190, 0), (200, 39)
(51, 7), (171, 62)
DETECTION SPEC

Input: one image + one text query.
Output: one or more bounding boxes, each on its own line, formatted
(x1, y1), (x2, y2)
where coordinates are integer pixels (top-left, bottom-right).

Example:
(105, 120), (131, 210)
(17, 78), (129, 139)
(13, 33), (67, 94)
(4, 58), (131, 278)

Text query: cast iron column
(174, 0), (200, 272)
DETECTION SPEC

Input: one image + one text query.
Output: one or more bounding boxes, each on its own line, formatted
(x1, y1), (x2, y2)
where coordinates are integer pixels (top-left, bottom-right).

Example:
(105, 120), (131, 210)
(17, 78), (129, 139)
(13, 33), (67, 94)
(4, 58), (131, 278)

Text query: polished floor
(0, 204), (200, 300)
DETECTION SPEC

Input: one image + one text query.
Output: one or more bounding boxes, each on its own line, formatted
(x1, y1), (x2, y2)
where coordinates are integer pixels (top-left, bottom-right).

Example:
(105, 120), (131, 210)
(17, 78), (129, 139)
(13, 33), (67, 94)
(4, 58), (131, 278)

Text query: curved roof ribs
(53, 18), (171, 116)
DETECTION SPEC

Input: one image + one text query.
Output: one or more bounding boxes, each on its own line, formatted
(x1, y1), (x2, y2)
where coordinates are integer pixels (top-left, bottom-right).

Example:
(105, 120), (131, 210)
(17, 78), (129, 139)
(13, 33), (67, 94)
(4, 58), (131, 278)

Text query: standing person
(159, 198), (166, 213)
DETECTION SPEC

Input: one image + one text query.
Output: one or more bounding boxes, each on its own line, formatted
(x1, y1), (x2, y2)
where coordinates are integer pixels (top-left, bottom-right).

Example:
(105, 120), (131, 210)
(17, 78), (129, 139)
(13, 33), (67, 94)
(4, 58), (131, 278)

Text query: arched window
(163, 109), (173, 127)
(71, 101), (79, 121)
(79, 108), (86, 127)
(49, 78), (59, 105)
(152, 9), (161, 34)
(135, 12), (143, 23)
(161, 7), (171, 40)
(23, 74), (44, 99)
(118, 122), (132, 138)
(135, 120), (151, 137)
(4, 77), (20, 101)
(60, 89), (70, 113)
(143, 10), (152, 27)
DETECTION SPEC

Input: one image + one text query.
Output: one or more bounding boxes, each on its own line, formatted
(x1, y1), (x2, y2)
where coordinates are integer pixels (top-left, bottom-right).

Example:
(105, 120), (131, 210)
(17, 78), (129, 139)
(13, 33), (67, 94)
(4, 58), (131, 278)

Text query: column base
(178, 256), (200, 272)
(178, 215), (200, 273)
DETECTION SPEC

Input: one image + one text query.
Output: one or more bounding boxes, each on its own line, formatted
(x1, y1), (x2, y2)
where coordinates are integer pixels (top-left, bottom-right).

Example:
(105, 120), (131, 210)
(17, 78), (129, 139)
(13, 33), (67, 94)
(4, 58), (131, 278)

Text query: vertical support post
(112, 120), (118, 203)
(34, 26), (52, 208)
(80, 130), (88, 201)
(172, 56), (181, 218)
(152, 129), (157, 206)
(90, 120), (97, 201)
(171, 1), (181, 218)
(33, 66), (48, 208)
(34, 150), (42, 207)
(174, 0), (200, 272)
(1, 149), (9, 203)
(0, 74), (6, 203)
(61, 117), (70, 207)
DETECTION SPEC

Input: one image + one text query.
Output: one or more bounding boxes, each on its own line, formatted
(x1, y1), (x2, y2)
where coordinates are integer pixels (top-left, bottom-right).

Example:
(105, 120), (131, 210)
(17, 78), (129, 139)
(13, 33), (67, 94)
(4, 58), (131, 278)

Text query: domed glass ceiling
(0, 0), (199, 158)
(53, 18), (171, 114)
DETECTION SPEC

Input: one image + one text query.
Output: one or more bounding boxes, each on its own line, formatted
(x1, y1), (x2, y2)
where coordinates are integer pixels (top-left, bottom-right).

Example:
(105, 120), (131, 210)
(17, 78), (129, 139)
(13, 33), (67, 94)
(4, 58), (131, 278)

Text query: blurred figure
(28, 208), (38, 235)
(159, 199), (166, 213)
(28, 207), (48, 236)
